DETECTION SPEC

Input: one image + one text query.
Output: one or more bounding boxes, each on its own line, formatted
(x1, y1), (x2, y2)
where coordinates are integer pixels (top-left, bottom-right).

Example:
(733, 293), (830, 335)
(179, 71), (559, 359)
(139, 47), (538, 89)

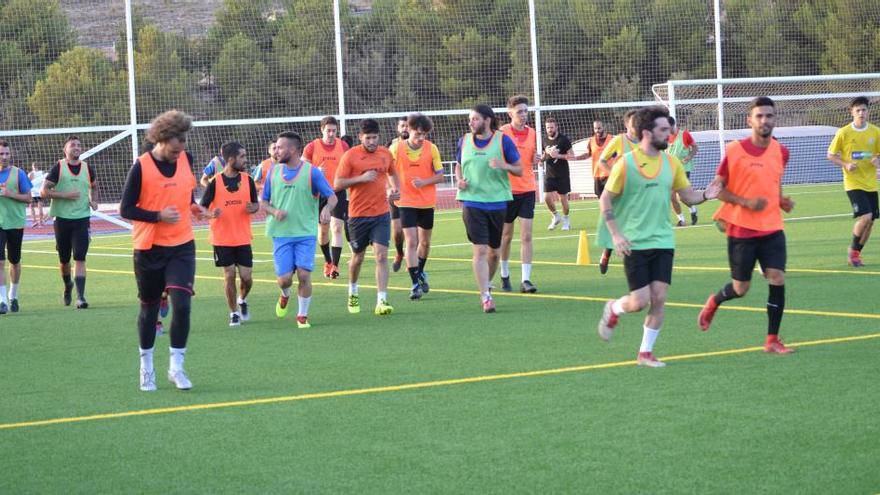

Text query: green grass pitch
(1, 183), (878, 493)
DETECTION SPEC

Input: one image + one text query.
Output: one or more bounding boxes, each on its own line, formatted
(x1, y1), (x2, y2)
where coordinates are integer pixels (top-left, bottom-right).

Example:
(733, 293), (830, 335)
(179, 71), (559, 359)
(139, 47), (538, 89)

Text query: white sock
(611, 297), (626, 316)
(349, 282), (358, 295)
(169, 347), (186, 372)
(280, 287), (291, 297)
(9, 283), (18, 299)
(563, 215), (569, 221)
(237, 296), (246, 305)
(139, 347), (154, 373)
(690, 206), (698, 213)
(639, 326), (661, 353)
(297, 296), (311, 316)
(377, 291), (388, 303)
(0, 286), (6, 304)
(677, 213), (685, 222)
(500, 260), (510, 278)
(521, 263), (532, 282)
(554, 211), (561, 220)
(481, 291), (491, 302)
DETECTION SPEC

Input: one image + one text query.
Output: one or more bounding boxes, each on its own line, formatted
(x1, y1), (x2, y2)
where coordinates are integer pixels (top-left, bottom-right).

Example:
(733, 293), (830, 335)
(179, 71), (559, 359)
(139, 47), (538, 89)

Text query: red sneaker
(698, 294), (718, 331)
(329, 263), (340, 279)
(597, 300), (619, 341)
(848, 248), (864, 267)
(764, 336), (795, 354)
(599, 250), (610, 275)
(482, 297), (496, 313)
(323, 262), (333, 278)
(637, 351), (666, 368)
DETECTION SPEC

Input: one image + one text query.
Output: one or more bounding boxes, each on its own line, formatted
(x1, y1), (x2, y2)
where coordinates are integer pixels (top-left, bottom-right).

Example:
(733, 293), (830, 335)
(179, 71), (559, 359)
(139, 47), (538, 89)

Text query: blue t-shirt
(202, 156), (225, 177)
(456, 134), (520, 211)
(260, 161), (334, 203)
(0, 168), (32, 194)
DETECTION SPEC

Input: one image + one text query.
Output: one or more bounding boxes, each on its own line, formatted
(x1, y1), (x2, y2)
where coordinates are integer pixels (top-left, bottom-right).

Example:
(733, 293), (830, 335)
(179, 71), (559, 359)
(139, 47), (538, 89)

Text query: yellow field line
(20, 264), (880, 320)
(1, 331), (877, 431)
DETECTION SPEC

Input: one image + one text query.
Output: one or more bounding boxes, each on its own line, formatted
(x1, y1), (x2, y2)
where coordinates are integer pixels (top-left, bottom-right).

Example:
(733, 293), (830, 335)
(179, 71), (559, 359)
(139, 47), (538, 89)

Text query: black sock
(713, 282), (741, 305)
(74, 276), (86, 299)
(320, 243), (331, 263)
(331, 246), (343, 266)
(852, 235), (864, 252)
(169, 289), (192, 349)
(767, 284), (784, 335)
(418, 257), (427, 273)
(138, 301), (160, 350)
(407, 267), (420, 285)
(62, 273), (72, 287)
(395, 240), (404, 258)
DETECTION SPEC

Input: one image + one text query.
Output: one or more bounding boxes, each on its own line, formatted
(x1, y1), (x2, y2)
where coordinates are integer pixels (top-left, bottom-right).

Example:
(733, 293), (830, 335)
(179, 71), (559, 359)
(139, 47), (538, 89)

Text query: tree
(133, 25), (197, 120)
(212, 33), (273, 117)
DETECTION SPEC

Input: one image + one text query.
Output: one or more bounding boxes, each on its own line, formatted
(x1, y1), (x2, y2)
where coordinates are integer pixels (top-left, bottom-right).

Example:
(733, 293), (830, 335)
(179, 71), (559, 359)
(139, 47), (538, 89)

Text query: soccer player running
(28, 163), (46, 227)
(335, 119), (399, 316)
(542, 117), (573, 231)
(262, 132), (337, 329)
(200, 141), (259, 327)
(668, 116), (700, 226)
(595, 110), (639, 275)
(697, 97), (797, 354)
(388, 116), (409, 273)
(827, 96), (880, 267)
(42, 136), (98, 309)
(0, 140), (33, 314)
(391, 113), (445, 300)
(497, 95), (540, 293)
(303, 116), (350, 279)
(455, 104), (523, 313)
(120, 110), (207, 391)
(597, 106), (719, 367)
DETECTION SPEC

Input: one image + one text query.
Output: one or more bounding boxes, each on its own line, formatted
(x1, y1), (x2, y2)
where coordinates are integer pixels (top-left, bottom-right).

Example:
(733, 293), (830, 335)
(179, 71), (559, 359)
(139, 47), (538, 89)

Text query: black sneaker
(0, 302), (7, 314)
(520, 280), (537, 294)
(691, 211), (698, 225)
(501, 276), (512, 292)
(229, 312), (241, 327)
(418, 271), (430, 293)
(239, 301), (250, 321)
(75, 299), (89, 309)
(63, 281), (74, 306)
(10, 299), (18, 312)
(409, 284), (423, 301)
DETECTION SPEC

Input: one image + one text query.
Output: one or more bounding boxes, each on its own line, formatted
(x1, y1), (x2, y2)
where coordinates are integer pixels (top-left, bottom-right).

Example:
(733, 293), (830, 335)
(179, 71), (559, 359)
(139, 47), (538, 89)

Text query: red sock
(765, 334), (778, 345)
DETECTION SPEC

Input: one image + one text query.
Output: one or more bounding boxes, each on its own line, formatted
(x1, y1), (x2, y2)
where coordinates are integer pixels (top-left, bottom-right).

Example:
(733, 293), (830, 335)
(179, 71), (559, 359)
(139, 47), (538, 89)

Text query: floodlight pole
(528, 0), (544, 202)
(713, 0), (724, 158)
(333, 0), (347, 136)
(124, 0), (138, 161)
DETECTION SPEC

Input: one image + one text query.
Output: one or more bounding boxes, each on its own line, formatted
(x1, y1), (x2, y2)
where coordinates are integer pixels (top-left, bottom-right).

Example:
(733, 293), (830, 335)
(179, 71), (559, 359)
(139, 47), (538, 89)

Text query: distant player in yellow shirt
(827, 96), (880, 267)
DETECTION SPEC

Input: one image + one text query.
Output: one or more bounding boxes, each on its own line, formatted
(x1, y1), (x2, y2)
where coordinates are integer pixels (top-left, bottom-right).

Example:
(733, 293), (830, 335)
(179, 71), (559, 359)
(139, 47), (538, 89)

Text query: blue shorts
(272, 237), (317, 276)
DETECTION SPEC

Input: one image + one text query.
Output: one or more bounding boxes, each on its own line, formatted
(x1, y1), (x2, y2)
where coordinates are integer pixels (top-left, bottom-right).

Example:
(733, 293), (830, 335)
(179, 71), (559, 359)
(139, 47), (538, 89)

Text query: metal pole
(124, 0), (138, 161)
(713, 0), (724, 158)
(528, 0), (544, 202)
(667, 83), (677, 120)
(333, 0), (347, 136)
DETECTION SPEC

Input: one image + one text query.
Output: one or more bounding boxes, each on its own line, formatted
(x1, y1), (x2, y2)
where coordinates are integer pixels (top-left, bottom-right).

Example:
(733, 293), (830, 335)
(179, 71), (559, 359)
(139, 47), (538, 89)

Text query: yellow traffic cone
(576, 229), (591, 266)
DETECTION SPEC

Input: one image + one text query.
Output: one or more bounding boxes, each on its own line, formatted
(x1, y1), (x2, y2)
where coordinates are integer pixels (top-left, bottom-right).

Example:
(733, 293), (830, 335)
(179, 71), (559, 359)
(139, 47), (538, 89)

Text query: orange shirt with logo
(303, 138), (350, 189)
(589, 134), (612, 178)
(336, 145), (395, 218)
(207, 174), (253, 247)
(500, 124), (536, 194)
(132, 152), (197, 250)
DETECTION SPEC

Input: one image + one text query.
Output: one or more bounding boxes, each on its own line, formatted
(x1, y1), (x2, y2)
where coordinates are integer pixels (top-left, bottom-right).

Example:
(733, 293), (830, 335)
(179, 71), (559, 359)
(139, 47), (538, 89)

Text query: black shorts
(623, 249), (675, 291)
(728, 231), (786, 282)
(213, 244), (253, 268)
(505, 192), (536, 223)
(463, 206), (505, 249)
(399, 207), (435, 230)
(348, 214), (391, 253)
(0, 228), (24, 264)
(134, 240), (197, 303)
(846, 189), (879, 219)
(53, 217), (90, 263)
(332, 189), (348, 220)
(594, 177), (608, 198)
(544, 176), (571, 194)
(31, 196), (42, 206)
(389, 199), (400, 220)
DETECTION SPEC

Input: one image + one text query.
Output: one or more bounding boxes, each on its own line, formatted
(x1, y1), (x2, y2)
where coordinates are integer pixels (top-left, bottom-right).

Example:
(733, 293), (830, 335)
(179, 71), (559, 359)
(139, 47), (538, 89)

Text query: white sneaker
(139, 370), (156, 392)
(548, 213), (561, 230)
(561, 216), (571, 231)
(167, 369), (192, 390)
(229, 312), (241, 327)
